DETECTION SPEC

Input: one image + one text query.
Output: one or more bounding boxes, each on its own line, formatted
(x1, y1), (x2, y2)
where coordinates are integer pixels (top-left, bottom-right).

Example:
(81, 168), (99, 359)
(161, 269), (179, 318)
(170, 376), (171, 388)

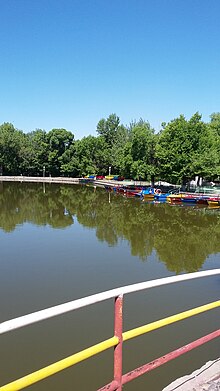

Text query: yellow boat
(207, 199), (220, 207)
(105, 175), (115, 180)
(166, 194), (183, 203)
(143, 193), (155, 200)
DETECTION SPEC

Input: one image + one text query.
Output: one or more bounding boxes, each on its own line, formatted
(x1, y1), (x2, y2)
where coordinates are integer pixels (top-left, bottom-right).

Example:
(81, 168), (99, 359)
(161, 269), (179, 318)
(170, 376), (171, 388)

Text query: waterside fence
(0, 269), (219, 390)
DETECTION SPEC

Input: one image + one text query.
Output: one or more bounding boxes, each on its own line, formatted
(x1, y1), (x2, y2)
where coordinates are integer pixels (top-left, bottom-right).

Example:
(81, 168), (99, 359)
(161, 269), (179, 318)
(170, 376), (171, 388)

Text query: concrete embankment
(0, 176), (151, 187)
(0, 175), (80, 184)
(163, 358), (220, 391)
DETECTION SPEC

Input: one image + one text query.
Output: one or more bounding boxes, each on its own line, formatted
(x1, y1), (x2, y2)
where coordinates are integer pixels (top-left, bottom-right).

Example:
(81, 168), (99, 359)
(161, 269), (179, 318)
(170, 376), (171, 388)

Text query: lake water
(0, 182), (219, 390)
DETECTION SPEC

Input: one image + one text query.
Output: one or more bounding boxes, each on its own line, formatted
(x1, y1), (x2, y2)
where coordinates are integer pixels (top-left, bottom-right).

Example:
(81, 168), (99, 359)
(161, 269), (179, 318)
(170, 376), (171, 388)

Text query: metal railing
(0, 269), (219, 391)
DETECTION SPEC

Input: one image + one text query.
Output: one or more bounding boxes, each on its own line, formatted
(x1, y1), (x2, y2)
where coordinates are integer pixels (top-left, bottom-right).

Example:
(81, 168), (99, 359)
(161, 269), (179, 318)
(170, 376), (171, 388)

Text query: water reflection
(1, 181), (220, 273)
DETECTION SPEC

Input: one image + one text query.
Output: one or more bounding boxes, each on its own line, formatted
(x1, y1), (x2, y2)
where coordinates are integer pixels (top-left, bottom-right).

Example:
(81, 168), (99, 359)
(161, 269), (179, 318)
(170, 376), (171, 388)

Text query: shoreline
(0, 175), (80, 185)
(0, 175), (151, 187)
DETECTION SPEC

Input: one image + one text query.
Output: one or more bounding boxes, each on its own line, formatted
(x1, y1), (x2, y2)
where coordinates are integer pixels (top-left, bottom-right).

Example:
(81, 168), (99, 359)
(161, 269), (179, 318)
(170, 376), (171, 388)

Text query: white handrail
(0, 269), (219, 335)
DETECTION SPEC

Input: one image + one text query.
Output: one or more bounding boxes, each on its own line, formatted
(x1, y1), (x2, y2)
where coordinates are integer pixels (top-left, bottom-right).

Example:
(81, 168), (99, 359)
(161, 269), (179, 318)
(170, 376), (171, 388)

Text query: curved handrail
(0, 269), (219, 391)
(0, 269), (219, 335)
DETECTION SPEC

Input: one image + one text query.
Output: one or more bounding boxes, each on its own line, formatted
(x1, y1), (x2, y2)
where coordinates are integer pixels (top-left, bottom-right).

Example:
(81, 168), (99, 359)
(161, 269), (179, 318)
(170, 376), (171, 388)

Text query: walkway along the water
(163, 358), (220, 391)
(0, 175), (147, 188)
(0, 175), (80, 185)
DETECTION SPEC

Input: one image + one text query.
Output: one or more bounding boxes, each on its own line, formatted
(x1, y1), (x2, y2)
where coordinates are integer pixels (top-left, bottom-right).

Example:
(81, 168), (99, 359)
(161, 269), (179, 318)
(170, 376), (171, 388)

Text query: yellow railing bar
(123, 300), (220, 341)
(0, 336), (118, 391)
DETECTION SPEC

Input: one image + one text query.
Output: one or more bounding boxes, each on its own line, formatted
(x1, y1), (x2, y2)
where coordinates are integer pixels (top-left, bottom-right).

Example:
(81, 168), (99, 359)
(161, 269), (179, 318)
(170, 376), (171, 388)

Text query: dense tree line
(0, 112), (220, 184)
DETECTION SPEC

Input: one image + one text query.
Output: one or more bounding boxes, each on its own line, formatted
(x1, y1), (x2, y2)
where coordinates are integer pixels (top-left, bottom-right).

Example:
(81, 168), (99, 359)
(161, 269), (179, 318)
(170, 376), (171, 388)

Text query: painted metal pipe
(123, 300), (220, 341)
(122, 329), (220, 385)
(99, 329), (220, 390)
(98, 380), (119, 391)
(0, 337), (118, 391)
(114, 295), (123, 391)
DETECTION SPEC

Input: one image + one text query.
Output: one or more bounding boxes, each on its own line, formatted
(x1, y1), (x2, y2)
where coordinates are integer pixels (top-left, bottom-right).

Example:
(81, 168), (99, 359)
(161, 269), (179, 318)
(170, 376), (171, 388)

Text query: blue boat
(181, 195), (197, 204)
(154, 193), (169, 202)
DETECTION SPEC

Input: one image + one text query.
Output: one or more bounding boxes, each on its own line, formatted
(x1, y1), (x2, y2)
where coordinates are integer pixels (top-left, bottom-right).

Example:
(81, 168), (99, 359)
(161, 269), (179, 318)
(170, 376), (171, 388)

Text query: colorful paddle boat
(166, 194), (183, 204)
(154, 189), (170, 202)
(140, 187), (155, 200)
(181, 194), (198, 204)
(207, 197), (220, 207)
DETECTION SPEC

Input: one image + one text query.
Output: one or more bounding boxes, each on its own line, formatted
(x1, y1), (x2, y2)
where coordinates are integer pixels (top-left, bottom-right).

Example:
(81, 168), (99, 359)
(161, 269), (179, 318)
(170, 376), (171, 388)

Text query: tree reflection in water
(0, 181), (220, 273)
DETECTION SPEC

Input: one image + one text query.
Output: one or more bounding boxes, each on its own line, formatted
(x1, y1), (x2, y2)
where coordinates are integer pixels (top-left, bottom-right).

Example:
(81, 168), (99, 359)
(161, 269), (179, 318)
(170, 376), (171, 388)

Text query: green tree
(24, 129), (49, 175)
(206, 113), (220, 179)
(120, 141), (133, 178)
(156, 115), (187, 183)
(131, 119), (156, 181)
(156, 113), (218, 184)
(109, 123), (129, 174)
(120, 119), (156, 180)
(0, 122), (25, 175)
(47, 128), (74, 176)
(209, 112), (220, 136)
(96, 113), (121, 147)
(60, 136), (110, 177)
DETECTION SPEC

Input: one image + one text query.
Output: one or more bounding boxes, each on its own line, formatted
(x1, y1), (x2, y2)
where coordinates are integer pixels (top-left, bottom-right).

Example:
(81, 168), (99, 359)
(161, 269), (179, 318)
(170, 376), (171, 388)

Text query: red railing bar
(98, 329), (220, 390)
(114, 295), (123, 391)
(98, 380), (119, 391)
(122, 329), (220, 385)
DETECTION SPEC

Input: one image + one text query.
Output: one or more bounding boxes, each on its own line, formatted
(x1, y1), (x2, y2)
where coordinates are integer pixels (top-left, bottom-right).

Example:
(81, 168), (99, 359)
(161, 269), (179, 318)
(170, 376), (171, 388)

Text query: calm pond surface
(0, 182), (219, 390)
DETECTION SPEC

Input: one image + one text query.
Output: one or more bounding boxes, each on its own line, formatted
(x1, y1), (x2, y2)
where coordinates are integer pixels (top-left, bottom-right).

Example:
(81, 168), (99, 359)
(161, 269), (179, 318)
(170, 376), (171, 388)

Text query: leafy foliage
(0, 112), (219, 182)
(156, 113), (220, 183)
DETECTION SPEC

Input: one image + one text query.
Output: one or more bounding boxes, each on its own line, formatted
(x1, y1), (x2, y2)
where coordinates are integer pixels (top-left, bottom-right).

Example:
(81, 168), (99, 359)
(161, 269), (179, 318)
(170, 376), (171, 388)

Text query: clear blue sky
(0, 0), (220, 139)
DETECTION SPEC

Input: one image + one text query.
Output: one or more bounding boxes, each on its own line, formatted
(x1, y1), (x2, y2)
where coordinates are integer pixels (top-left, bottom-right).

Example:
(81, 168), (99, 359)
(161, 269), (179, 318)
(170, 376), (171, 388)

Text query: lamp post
(109, 166), (111, 176)
(43, 165), (45, 177)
